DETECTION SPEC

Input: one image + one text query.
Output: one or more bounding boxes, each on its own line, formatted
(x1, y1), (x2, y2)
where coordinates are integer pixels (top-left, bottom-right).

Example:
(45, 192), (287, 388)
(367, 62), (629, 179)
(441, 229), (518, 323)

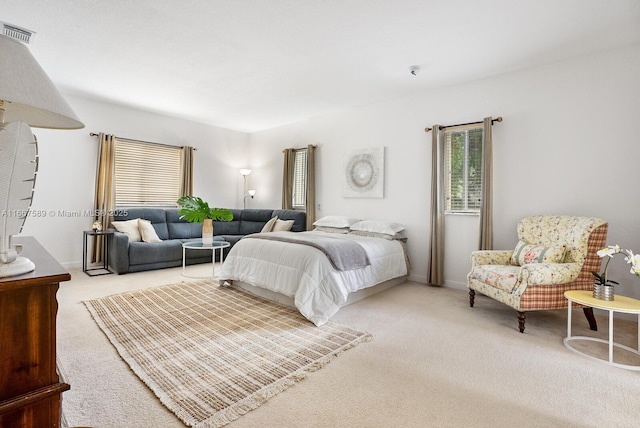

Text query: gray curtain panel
(478, 117), (493, 250)
(92, 133), (116, 263)
(281, 148), (295, 210)
(427, 125), (445, 286)
(305, 144), (316, 230)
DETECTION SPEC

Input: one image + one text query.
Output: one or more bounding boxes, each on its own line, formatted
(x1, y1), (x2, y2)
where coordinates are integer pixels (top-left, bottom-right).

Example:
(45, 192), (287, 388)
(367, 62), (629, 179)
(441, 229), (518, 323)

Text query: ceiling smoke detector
(1, 22), (36, 44)
(409, 65), (421, 76)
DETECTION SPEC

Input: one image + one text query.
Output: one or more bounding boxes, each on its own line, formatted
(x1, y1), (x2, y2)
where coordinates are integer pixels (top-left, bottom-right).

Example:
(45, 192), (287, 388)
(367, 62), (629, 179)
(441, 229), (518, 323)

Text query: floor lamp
(0, 28), (84, 276)
(239, 169), (256, 209)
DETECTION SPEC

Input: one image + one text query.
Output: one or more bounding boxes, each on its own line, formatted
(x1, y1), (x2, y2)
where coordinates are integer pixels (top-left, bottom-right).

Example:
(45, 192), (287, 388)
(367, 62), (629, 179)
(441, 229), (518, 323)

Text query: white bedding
(218, 230), (408, 326)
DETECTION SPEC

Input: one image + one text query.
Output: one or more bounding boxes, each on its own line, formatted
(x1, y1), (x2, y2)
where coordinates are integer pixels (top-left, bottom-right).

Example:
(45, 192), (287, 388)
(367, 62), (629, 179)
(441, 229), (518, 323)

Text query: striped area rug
(84, 280), (371, 428)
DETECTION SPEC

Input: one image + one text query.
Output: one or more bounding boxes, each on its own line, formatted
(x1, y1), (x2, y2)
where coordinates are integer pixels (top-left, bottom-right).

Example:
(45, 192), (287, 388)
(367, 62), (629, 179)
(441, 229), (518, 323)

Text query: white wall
(249, 44), (640, 298)
(19, 44), (640, 299)
(20, 96), (249, 266)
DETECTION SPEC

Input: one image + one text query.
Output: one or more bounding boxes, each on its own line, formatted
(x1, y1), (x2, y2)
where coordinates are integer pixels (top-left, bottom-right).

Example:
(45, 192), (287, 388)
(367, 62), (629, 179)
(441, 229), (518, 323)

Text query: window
(444, 126), (483, 213)
(114, 138), (182, 206)
(292, 148), (307, 209)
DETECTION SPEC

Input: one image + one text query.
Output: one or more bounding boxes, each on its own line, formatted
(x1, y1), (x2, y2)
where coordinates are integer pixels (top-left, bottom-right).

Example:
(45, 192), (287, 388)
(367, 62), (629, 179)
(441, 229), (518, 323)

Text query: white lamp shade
(248, 189), (256, 196)
(0, 34), (84, 129)
(239, 168), (252, 176)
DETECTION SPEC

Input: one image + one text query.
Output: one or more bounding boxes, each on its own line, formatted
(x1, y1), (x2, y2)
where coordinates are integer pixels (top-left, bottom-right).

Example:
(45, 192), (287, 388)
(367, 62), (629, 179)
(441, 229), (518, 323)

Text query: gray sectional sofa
(107, 207), (306, 274)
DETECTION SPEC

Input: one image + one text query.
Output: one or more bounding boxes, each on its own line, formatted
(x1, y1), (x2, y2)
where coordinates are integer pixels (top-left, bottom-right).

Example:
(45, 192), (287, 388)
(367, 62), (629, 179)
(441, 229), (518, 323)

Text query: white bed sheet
(218, 230), (408, 326)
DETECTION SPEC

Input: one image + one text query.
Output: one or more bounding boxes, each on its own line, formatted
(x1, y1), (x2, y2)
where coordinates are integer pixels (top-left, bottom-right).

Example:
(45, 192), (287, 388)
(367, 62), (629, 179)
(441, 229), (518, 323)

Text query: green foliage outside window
(445, 128), (483, 212)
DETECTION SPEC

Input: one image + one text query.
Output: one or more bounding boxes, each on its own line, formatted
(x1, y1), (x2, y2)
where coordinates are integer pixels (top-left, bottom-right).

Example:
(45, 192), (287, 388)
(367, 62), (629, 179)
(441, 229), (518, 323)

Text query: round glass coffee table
(181, 240), (230, 281)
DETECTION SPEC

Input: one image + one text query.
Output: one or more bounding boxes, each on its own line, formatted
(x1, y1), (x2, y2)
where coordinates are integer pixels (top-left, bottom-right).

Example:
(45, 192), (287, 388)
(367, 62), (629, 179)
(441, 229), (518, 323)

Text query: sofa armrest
(108, 230), (130, 274)
(518, 262), (581, 285)
(470, 250), (513, 267)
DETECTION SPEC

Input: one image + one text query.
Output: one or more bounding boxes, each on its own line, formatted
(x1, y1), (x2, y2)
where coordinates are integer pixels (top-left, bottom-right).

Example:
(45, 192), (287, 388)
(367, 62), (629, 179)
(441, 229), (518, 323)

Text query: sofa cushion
(112, 219), (142, 242)
(138, 219), (162, 243)
(273, 209), (307, 232)
(220, 235), (244, 247)
(238, 209), (275, 235)
(129, 240), (183, 265)
(261, 216), (278, 233)
(211, 209), (241, 235)
(114, 207), (169, 240)
(163, 208), (203, 239)
(168, 222), (203, 240)
(272, 219), (294, 231)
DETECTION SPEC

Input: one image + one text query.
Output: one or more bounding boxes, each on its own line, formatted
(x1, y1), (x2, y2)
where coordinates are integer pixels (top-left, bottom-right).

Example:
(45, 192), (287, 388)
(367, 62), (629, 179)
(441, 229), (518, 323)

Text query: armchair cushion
(511, 240), (566, 266)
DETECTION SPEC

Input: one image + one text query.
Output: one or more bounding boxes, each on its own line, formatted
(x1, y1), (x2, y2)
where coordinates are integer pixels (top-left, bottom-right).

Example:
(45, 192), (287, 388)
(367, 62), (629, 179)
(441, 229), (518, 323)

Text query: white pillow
(313, 215), (360, 228)
(261, 216), (278, 233)
(111, 219), (142, 242)
(138, 219), (162, 243)
(314, 226), (349, 234)
(349, 230), (407, 240)
(350, 220), (405, 236)
(272, 219), (294, 232)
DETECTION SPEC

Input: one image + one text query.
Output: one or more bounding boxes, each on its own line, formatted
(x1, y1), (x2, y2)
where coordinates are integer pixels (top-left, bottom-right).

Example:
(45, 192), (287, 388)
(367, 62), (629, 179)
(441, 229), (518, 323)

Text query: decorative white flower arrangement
(592, 244), (640, 286)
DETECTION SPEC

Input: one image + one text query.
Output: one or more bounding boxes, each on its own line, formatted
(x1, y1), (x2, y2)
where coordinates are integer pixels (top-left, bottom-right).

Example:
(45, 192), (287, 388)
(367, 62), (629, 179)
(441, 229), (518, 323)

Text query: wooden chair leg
(583, 307), (598, 331)
(517, 311), (526, 333)
(469, 290), (475, 307)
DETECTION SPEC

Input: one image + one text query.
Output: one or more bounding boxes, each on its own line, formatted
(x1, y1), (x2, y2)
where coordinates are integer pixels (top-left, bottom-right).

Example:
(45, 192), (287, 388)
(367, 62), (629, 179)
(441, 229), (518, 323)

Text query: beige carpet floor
(57, 263), (640, 427)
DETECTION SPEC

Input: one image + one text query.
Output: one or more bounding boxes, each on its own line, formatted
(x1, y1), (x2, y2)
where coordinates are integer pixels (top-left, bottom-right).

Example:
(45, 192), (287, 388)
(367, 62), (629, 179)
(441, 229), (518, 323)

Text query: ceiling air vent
(1, 22), (36, 44)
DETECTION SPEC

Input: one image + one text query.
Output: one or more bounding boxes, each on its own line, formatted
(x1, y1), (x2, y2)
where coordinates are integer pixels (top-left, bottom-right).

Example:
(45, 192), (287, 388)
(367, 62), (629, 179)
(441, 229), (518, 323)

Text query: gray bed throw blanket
(243, 232), (370, 271)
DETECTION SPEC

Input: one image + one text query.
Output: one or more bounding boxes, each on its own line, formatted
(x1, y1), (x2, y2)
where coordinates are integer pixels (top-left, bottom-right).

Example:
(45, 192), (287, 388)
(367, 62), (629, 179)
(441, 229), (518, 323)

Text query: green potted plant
(176, 196), (233, 245)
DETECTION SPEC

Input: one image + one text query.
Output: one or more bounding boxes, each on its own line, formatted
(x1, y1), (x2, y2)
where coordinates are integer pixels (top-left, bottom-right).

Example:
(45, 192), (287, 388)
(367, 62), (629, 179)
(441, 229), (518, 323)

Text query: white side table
(564, 290), (640, 370)
(182, 240), (230, 281)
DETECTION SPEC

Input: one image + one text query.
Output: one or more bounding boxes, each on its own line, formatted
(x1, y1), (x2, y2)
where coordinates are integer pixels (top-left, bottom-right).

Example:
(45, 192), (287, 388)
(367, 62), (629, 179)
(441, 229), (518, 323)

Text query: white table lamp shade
(0, 34), (83, 129)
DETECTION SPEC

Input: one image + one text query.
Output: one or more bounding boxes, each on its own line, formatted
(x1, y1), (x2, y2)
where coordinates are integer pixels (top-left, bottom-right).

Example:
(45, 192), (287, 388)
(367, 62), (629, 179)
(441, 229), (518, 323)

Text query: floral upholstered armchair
(467, 215), (608, 333)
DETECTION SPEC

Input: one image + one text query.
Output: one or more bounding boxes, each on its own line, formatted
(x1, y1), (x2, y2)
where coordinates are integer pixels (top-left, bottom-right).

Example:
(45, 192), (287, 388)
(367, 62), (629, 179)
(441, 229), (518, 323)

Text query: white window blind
(444, 125), (483, 213)
(114, 138), (182, 206)
(292, 148), (307, 209)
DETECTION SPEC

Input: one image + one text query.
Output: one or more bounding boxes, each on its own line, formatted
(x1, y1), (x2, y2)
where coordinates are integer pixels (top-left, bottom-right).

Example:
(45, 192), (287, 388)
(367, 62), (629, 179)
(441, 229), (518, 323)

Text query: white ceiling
(3, 0), (640, 133)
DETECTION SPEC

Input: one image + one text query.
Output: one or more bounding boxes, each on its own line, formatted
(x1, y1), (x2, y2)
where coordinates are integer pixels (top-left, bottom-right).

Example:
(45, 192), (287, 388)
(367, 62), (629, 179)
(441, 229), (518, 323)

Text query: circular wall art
(343, 147), (384, 198)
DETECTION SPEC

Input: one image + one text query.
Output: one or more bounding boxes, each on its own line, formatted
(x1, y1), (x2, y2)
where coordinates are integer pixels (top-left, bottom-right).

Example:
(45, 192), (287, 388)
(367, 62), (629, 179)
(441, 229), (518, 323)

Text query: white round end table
(182, 240), (230, 281)
(564, 290), (640, 370)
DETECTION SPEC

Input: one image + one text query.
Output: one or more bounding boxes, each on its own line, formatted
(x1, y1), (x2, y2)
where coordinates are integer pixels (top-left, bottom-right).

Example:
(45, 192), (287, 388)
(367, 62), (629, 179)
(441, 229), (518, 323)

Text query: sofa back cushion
(112, 207), (169, 240)
(165, 208), (203, 239)
(213, 209), (242, 235)
(238, 209), (275, 235)
(273, 209), (307, 232)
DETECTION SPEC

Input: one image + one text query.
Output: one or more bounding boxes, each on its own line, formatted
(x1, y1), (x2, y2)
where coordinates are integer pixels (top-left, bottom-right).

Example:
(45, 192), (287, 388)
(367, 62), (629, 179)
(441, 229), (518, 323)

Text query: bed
(218, 224), (409, 326)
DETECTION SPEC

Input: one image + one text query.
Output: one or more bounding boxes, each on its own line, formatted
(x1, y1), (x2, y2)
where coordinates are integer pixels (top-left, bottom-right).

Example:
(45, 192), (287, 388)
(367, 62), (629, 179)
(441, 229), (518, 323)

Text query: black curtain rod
(281, 144), (318, 153)
(424, 116), (502, 133)
(89, 132), (197, 150)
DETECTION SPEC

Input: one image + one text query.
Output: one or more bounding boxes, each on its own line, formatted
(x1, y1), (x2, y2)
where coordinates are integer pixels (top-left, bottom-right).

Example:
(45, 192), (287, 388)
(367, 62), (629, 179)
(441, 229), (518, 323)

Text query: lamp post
(239, 169), (256, 209)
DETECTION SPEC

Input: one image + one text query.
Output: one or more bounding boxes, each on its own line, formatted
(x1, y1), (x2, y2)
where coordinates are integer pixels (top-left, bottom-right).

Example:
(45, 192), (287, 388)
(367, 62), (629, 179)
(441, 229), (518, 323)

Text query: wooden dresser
(0, 237), (71, 428)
